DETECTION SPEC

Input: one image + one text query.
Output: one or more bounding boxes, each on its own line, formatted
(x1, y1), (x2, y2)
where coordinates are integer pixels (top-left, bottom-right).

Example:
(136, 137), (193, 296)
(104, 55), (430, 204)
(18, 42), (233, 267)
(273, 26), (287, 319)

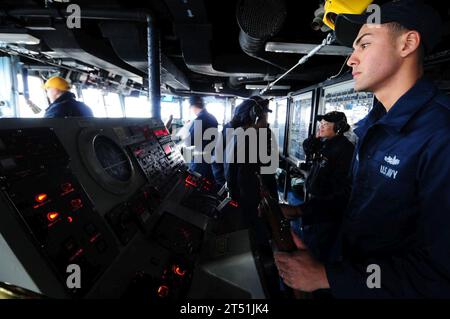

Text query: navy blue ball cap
(317, 111), (347, 124)
(234, 96), (272, 117)
(335, 0), (442, 53)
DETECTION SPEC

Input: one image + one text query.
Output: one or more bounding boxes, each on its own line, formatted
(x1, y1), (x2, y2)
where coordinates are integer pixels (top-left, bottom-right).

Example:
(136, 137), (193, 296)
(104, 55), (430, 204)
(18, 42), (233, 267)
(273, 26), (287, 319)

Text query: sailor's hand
(274, 230), (329, 292)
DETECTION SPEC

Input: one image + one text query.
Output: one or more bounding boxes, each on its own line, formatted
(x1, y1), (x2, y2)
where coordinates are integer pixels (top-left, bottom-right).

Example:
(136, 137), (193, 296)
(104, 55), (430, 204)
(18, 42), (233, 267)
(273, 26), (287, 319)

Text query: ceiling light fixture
(0, 32), (40, 45)
(245, 84), (291, 90)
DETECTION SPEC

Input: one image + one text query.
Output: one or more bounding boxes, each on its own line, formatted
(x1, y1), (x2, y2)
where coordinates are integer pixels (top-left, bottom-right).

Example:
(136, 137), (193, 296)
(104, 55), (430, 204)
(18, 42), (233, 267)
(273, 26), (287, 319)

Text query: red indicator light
(67, 216), (73, 223)
(134, 148), (144, 157)
(184, 175), (198, 188)
(229, 200), (239, 208)
(35, 193), (48, 203)
(69, 248), (84, 262)
(202, 179), (212, 191)
(172, 265), (186, 277)
(154, 129), (169, 137)
(47, 212), (59, 222)
(89, 233), (101, 243)
(157, 285), (169, 298)
(70, 199), (83, 210)
(61, 183), (73, 192)
(163, 144), (172, 155)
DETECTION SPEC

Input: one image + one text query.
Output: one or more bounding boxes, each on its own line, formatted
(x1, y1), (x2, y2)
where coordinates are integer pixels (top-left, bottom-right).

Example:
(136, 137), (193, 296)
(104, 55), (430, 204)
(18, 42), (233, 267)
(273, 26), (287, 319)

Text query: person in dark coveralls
(274, 0), (450, 298)
(281, 111), (354, 264)
(226, 96), (278, 228)
(187, 96), (223, 186)
(226, 96), (282, 297)
(43, 76), (93, 118)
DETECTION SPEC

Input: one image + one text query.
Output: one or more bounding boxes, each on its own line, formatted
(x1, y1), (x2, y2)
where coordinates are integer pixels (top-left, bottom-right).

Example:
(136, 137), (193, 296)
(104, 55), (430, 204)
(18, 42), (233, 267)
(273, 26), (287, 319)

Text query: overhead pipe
(146, 15), (161, 119)
(1, 9), (148, 21)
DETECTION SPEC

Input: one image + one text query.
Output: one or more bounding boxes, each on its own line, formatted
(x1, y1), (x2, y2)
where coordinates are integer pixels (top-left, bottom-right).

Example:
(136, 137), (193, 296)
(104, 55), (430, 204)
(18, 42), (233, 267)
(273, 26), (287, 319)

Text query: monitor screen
(319, 79), (374, 126)
(269, 98), (288, 155)
(287, 91), (313, 163)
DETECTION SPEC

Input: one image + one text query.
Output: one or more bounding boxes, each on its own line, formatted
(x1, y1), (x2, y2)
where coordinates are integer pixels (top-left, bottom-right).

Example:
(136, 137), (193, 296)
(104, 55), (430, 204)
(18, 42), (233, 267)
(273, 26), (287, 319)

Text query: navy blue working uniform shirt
(188, 109), (223, 184)
(326, 78), (450, 298)
(44, 92), (93, 118)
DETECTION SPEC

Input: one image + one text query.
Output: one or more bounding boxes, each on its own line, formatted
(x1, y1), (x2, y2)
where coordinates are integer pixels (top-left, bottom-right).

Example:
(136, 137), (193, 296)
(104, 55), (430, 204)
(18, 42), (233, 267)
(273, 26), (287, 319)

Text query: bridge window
(124, 95), (151, 118)
(82, 88), (107, 117)
(16, 74), (48, 118)
(268, 99), (276, 125)
(161, 100), (181, 124)
(103, 93), (122, 118)
(182, 98), (192, 121)
(81, 89), (124, 118)
(206, 100), (225, 126)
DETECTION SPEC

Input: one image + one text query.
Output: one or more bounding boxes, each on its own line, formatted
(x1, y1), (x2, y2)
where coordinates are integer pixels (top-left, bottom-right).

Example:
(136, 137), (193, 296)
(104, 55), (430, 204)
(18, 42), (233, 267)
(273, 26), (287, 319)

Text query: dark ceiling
(0, 0), (449, 97)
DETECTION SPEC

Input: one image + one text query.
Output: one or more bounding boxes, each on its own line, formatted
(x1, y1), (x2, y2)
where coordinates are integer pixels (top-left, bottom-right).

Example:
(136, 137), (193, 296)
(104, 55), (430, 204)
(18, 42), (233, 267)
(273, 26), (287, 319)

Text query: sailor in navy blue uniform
(43, 76), (93, 118)
(187, 96), (222, 185)
(274, 0), (450, 297)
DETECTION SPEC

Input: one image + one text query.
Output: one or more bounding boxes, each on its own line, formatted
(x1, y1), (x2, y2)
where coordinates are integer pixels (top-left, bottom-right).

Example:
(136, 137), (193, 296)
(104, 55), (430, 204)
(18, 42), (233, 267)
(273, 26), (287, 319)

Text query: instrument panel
(0, 128), (119, 296)
(0, 118), (267, 299)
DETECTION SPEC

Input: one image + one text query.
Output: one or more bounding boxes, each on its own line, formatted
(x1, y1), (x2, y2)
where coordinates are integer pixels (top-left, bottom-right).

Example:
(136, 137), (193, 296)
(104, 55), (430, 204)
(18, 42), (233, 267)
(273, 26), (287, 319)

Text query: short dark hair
(189, 96), (205, 109)
(385, 22), (425, 65)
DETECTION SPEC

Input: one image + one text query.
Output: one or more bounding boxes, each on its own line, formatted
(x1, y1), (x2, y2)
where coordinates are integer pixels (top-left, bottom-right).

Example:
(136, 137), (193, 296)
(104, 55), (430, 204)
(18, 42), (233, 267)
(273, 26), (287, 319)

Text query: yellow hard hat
(43, 76), (71, 91)
(323, 0), (373, 30)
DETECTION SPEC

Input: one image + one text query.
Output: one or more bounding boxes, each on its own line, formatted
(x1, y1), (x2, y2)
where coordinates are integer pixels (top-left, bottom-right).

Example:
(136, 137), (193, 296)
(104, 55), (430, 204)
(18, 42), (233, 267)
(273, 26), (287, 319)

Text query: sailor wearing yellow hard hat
(42, 76), (93, 118)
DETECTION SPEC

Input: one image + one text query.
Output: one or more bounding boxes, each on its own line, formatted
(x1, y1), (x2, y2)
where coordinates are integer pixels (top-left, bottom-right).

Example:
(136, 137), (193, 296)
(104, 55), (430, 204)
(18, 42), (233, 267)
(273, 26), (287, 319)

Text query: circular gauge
(93, 135), (132, 182)
(78, 128), (136, 195)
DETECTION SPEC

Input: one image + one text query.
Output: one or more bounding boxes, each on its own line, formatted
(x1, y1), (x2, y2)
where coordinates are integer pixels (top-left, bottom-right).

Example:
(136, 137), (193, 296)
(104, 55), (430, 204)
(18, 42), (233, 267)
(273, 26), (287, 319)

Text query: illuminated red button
(157, 285), (169, 298)
(47, 212), (59, 222)
(172, 265), (186, 277)
(35, 193), (48, 203)
(70, 199), (83, 210)
(61, 183), (74, 193)
(229, 200), (239, 207)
